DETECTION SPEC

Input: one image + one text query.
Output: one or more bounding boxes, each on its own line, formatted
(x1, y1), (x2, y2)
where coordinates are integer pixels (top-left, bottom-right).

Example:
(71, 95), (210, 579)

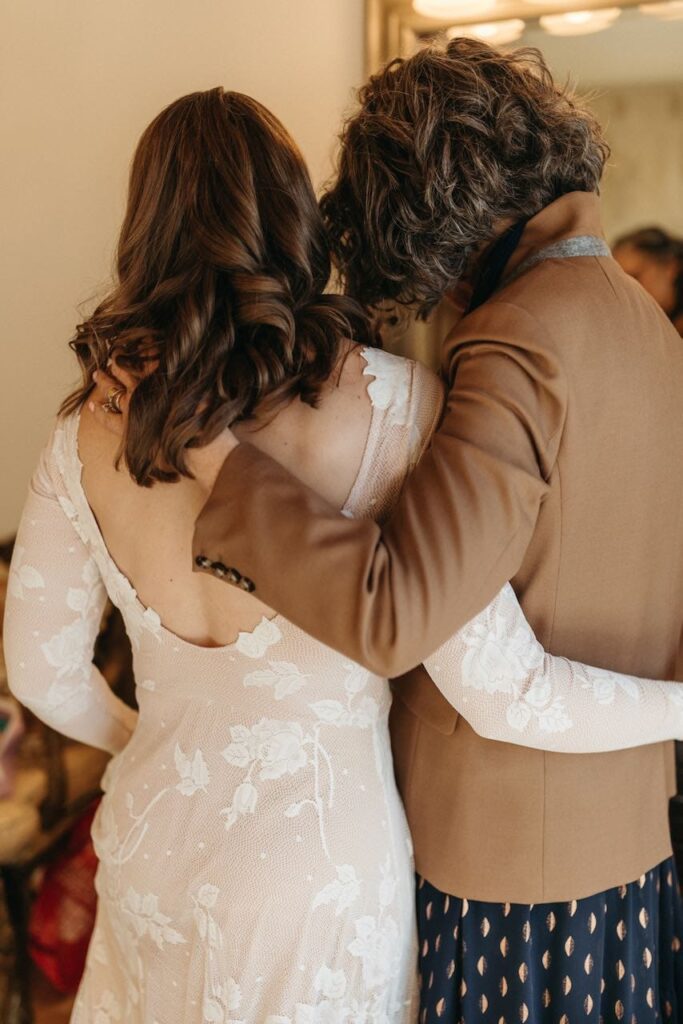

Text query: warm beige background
(3, 2), (682, 535)
(0, 0), (364, 537)
(524, 12), (683, 241)
(591, 84), (683, 242)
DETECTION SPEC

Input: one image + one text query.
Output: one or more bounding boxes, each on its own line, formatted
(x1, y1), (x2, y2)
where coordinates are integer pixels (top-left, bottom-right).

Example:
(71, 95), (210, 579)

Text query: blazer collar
(504, 191), (608, 282)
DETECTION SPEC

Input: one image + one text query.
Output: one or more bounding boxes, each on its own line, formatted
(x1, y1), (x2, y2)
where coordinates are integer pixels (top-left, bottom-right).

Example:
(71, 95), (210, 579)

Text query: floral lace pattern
(7, 346), (683, 1023)
(425, 582), (683, 752)
(5, 449), (137, 755)
(8, 350), (428, 1023)
(53, 420), (164, 650)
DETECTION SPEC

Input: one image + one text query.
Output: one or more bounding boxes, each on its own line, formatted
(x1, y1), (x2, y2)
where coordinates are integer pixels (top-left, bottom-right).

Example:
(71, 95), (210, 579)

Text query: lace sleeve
(4, 442), (138, 755)
(423, 582), (683, 752)
(409, 360), (446, 467)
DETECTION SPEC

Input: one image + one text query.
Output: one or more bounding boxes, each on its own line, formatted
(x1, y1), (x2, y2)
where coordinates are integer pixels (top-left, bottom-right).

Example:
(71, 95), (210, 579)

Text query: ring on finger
(102, 385), (126, 415)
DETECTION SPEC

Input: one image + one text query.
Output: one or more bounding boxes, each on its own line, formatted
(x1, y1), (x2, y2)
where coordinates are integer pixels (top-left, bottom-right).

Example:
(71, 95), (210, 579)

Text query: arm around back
(193, 305), (567, 676)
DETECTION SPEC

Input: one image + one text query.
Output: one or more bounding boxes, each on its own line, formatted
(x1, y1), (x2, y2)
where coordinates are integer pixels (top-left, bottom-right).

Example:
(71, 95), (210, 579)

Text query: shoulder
(441, 290), (570, 403)
(360, 346), (445, 463)
(334, 342), (444, 416)
(21, 413), (78, 507)
(360, 346), (443, 406)
(446, 254), (590, 349)
(446, 297), (546, 353)
(445, 254), (620, 367)
(52, 411), (80, 473)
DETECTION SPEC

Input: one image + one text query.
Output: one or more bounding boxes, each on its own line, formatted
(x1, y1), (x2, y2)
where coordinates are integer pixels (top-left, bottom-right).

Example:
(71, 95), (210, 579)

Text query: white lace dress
(5, 348), (683, 1024)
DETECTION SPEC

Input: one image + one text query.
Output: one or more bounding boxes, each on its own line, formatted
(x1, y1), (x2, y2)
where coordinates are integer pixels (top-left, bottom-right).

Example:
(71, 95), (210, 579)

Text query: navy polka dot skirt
(417, 857), (683, 1022)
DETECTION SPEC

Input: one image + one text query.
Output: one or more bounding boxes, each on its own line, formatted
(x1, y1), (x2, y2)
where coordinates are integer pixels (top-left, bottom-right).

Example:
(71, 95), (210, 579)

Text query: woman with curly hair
(169, 41), (683, 1023)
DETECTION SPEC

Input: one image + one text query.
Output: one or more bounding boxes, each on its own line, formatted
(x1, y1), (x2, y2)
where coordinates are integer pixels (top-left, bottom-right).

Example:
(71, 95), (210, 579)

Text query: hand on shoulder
(88, 363), (239, 494)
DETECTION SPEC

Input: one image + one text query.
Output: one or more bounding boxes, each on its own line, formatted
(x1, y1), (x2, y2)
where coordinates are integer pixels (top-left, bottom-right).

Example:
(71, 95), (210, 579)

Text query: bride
(5, 87), (683, 1024)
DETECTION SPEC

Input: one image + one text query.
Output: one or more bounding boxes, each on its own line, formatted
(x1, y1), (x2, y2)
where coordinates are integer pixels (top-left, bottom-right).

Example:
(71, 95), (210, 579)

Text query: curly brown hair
(62, 89), (371, 485)
(321, 38), (610, 318)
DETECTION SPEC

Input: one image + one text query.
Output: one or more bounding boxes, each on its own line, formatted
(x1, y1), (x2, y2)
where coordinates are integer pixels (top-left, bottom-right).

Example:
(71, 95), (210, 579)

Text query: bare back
(6, 341), (443, 1023)
(78, 342), (374, 647)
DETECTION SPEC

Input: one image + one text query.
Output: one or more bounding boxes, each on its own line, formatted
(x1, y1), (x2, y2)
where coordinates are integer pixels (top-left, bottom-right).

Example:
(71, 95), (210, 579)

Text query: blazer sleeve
(193, 303), (567, 677)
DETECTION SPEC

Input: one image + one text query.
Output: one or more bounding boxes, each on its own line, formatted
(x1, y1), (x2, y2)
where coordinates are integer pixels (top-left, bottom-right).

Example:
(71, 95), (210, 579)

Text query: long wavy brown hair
(321, 38), (609, 318)
(62, 89), (371, 485)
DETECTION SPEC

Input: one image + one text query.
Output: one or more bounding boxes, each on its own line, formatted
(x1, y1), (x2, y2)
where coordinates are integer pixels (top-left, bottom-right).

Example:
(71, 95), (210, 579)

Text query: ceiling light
(413, 0), (497, 19)
(638, 0), (683, 18)
(447, 18), (526, 43)
(540, 7), (621, 34)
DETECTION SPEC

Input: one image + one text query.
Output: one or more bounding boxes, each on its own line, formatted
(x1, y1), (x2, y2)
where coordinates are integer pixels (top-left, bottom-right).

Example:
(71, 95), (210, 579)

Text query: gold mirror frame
(366, 0), (645, 74)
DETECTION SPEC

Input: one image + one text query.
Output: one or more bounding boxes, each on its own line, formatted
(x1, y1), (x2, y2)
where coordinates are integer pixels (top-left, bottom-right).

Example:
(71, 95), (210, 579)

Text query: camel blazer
(193, 192), (683, 903)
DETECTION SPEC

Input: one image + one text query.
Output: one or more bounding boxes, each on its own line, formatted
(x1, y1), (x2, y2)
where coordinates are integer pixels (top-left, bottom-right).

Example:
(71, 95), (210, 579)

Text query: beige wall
(590, 83), (683, 243)
(0, 0), (364, 537)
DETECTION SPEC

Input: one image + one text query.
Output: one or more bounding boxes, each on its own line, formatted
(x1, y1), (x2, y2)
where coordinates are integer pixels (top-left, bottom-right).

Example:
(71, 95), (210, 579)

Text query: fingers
(87, 368), (131, 438)
(87, 395), (126, 437)
(91, 369), (131, 412)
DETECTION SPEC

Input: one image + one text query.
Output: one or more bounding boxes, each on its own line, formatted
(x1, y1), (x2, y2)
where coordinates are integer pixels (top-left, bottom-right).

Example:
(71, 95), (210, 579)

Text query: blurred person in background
(614, 226), (683, 335)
